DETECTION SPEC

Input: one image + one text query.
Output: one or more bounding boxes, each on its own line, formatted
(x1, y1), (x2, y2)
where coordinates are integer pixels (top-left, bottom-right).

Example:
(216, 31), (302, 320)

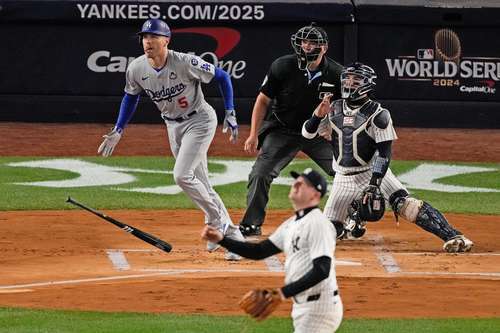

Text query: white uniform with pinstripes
(318, 100), (403, 223)
(269, 208), (343, 333)
(125, 50), (231, 228)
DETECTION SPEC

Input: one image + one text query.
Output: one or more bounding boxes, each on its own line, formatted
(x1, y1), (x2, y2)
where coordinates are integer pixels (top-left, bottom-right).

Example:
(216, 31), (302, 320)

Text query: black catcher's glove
(359, 185), (385, 221)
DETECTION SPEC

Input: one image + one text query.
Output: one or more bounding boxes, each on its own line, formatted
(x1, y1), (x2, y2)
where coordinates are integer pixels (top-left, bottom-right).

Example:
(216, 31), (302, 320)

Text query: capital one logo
(87, 27), (247, 79)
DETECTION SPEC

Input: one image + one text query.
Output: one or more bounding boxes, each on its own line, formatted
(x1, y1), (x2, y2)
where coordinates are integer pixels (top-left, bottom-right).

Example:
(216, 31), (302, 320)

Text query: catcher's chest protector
(329, 100), (380, 167)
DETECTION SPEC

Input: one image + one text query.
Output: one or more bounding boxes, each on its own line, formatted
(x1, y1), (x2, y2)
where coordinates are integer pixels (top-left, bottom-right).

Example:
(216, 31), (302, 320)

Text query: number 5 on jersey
(178, 96), (188, 108)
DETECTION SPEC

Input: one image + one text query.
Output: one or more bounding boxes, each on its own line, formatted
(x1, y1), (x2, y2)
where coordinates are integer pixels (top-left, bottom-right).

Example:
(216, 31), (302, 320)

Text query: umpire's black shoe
(239, 224), (262, 237)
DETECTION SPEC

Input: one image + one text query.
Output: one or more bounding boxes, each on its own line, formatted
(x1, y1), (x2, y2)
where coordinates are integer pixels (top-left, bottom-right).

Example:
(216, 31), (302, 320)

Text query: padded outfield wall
(0, 0), (499, 128)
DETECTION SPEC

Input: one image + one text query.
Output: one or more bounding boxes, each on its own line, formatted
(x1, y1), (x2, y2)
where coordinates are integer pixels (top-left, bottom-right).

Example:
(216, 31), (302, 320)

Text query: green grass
(1, 308), (499, 333)
(1, 157), (499, 214)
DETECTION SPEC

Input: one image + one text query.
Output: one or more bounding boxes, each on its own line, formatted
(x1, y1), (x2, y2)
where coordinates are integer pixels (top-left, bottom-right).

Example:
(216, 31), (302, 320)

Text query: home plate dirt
(0, 210), (499, 318)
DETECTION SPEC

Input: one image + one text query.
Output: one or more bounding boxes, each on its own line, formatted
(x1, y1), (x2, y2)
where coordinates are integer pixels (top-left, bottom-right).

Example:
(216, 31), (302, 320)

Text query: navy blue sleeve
(281, 256), (331, 298)
(218, 238), (281, 260)
(304, 114), (324, 133)
(115, 93), (140, 131)
(213, 67), (234, 110)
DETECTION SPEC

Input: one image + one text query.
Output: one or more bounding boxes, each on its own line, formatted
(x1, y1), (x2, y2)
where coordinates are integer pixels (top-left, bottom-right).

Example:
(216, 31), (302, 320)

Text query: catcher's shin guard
(415, 202), (461, 241)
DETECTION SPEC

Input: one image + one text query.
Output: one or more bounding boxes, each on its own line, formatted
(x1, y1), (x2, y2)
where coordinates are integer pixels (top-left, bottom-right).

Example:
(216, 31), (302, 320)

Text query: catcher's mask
(341, 62), (377, 101)
(291, 23), (328, 70)
(351, 190), (385, 222)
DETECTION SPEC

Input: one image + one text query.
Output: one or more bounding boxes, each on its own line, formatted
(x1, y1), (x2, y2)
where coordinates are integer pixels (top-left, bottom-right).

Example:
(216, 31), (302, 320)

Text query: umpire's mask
(291, 23), (328, 70)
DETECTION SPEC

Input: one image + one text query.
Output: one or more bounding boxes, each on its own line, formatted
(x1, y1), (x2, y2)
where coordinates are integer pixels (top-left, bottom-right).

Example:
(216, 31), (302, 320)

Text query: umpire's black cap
(290, 168), (327, 197)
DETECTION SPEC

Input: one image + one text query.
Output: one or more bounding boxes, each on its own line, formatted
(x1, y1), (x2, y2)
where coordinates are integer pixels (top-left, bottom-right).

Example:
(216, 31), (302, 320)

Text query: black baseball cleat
(239, 224), (262, 237)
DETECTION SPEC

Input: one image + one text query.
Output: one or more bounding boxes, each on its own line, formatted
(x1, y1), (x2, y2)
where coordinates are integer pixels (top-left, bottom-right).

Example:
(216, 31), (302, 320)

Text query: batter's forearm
(115, 93), (140, 131)
(218, 238), (281, 260)
(214, 67), (234, 111)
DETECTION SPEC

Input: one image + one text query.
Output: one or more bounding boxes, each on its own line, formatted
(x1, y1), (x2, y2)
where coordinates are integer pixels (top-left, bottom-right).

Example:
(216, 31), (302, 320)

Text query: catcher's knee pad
(389, 190), (423, 222)
(397, 197), (423, 223)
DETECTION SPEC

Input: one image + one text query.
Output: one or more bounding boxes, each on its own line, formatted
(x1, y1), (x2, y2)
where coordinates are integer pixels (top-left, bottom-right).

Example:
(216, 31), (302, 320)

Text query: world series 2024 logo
(385, 28), (500, 94)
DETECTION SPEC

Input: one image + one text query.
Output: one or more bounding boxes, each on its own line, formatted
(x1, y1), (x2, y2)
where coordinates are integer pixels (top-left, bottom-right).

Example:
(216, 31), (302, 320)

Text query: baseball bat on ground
(66, 196), (172, 253)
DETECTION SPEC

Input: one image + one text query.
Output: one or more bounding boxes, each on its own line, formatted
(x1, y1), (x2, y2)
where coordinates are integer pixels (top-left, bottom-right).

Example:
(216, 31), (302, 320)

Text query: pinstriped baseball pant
(323, 168), (405, 222)
(292, 294), (343, 332)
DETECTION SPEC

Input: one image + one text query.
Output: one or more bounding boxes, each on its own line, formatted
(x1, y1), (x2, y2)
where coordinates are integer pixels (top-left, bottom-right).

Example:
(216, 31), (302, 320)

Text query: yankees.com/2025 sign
(76, 3), (265, 21)
(86, 28), (247, 79)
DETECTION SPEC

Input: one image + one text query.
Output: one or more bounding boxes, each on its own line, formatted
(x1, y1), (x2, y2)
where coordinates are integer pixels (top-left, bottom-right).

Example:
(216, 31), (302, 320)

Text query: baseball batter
(202, 168), (343, 333)
(302, 62), (473, 253)
(98, 19), (244, 260)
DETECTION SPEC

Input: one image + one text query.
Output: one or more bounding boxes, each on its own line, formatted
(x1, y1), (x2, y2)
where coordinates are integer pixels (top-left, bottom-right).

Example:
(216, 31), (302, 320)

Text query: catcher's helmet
(341, 62), (377, 101)
(351, 189), (385, 222)
(291, 23), (328, 70)
(137, 19), (171, 38)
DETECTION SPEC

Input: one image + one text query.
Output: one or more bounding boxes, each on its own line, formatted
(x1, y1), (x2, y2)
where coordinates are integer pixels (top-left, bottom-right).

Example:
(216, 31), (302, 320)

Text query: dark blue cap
(137, 19), (171, 37)
(290, 168), (328, 197)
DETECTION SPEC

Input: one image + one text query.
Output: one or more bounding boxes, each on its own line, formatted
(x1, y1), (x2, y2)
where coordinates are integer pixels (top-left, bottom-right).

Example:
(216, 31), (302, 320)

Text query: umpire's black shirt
(261, 54), (343, 134)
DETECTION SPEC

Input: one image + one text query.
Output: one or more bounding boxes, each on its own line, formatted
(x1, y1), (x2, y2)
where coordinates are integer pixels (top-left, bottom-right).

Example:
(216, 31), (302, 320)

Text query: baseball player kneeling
(202, 168), (343, 333)
(98, 19), (244, 260)
(302, 62), (473, 253)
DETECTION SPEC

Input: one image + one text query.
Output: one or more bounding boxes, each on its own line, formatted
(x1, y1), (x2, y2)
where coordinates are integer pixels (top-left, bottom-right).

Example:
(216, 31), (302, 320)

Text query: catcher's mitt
(358, 185), (385, 221)
(238, 288), (282, 321)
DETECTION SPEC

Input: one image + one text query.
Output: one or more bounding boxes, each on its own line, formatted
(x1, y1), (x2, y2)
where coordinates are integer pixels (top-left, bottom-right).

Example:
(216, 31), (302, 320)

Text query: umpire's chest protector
(329, 100), (380, 167)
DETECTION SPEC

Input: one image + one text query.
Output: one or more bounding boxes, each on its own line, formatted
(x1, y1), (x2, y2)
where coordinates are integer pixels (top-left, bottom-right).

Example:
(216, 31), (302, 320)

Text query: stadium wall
(0, 0), (499, 128)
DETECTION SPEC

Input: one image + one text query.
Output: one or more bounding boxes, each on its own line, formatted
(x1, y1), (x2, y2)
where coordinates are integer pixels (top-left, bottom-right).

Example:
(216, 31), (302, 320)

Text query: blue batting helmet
(137, 19), (171, 38)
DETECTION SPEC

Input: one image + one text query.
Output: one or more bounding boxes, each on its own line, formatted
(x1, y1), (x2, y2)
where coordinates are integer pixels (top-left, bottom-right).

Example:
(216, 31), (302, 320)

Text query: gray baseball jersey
(125, 50), (215, 119)
(269, 208), (343, 332)
(123, 49), (240, 243)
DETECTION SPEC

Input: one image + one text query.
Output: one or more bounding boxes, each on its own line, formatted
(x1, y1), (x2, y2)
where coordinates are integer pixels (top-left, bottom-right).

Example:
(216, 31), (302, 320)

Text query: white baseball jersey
(125, 50), (215, 119)
(269, 208), (343, 332)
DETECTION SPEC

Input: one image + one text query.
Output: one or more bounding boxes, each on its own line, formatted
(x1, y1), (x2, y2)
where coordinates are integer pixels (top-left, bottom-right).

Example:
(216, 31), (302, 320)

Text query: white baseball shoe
(206, 220), (230, 253)
(223, 224), (245, 261)
(443, 235), (474, 253)
(224, 250), (241, 261)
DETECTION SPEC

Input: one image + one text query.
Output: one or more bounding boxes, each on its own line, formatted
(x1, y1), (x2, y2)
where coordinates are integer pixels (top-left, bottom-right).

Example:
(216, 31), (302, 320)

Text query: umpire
(240, 23), (343, 237)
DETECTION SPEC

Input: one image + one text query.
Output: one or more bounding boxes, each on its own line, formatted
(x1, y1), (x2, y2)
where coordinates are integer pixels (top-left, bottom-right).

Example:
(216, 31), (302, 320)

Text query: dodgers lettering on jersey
(124, 50), (215, 118)
(268, 208), (338, 301)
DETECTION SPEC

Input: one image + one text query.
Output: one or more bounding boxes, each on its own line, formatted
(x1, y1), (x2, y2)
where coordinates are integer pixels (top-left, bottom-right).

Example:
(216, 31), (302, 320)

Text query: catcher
(302, 62), (473, 252)
(201, 168), (343, 332)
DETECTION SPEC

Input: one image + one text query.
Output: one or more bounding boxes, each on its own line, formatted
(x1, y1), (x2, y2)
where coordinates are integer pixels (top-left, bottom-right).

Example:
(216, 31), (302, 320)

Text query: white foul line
(395, 252), (500, 256)
(0, 269), (280, 290)
(0, 272), (189, 290)
(370, 234), (401, 273)
(139, 268), (274, 274)
(402, 271), (500, 278)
